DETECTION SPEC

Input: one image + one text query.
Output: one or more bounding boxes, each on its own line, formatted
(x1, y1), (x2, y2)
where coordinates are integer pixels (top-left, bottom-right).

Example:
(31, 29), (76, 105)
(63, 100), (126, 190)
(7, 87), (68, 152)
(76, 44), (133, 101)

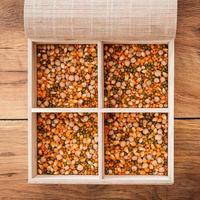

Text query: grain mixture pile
(104, 44), (168, 108)
(37, 113), (98, 175)
(104, 113), (168, 175)
(35, 43), (169, 177)
(37, 44), (98, 108)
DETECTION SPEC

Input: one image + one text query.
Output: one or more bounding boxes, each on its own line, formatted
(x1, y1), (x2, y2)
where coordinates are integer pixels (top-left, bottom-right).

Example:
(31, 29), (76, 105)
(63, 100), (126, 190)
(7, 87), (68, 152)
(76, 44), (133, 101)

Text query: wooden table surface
(0, 0), (200, 199)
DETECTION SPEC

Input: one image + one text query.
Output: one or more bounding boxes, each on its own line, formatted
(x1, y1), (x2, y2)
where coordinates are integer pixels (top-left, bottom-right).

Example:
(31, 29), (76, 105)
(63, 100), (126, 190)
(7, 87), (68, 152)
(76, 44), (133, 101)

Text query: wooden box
(28, 39), (174, 184)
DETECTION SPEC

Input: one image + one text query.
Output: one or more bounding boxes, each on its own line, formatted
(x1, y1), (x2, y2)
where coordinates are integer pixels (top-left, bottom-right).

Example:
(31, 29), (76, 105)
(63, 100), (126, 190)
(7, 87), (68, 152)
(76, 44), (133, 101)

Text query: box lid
(24, 0), (177, 41)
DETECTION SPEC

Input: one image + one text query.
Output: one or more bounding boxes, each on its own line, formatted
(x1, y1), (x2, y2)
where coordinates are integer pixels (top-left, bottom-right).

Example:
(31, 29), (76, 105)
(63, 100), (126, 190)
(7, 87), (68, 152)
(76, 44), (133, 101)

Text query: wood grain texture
(0, 0), (200, 118)
(0, 0), (199, 199)
(0, 120), (199, 199)
(0, 49), (27, 71)
(175, 0), (200, 118)
(0, 72), (27, 119)
(0, 0), (25, 49)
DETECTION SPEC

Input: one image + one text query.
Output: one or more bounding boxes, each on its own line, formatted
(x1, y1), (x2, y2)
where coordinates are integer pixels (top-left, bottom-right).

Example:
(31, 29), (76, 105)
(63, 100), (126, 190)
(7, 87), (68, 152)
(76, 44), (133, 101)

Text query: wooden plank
(176, 0), (200, 47)
(0, 72), (27, 119)
(0, 0), (23, 29)
(0, 0), (25, 49)
(0, 49), (27, 72)
(175, 43), (200, 118)
(0, 30), (26, 50)
(0, 120), (199, 199)
(0, 0), (199, 118)
(174, 0), (200, 117)
(0, 0), (27, 119)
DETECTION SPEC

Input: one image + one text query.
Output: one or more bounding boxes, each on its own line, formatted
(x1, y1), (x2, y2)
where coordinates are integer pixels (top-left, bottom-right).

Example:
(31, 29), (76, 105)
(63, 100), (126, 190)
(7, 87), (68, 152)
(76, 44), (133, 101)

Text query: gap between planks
(1, 118), (200, 121)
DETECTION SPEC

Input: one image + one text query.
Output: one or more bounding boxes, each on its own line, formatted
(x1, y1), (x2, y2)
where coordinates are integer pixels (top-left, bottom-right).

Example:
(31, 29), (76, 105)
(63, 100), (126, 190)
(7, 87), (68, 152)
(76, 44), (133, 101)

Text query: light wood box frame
(28, 39), (174, 184)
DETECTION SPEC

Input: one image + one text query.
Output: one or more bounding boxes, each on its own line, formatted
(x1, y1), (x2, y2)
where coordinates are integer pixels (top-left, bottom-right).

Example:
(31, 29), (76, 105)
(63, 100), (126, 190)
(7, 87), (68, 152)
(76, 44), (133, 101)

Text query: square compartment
(31, 42), (99, 108)
(104, 44), (168, 108)
(104, 113), (168, 176)
(37, 112), (98, 175)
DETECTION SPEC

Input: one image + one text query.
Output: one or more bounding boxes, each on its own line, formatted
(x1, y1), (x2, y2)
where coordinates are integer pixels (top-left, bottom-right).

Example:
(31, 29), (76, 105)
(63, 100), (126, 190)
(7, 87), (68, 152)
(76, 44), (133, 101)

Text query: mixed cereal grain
(37, 113), (98, 175)
(37, 44), (98, 108)
(104, 44), (168, 108)
(104, 113), (168, 175)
